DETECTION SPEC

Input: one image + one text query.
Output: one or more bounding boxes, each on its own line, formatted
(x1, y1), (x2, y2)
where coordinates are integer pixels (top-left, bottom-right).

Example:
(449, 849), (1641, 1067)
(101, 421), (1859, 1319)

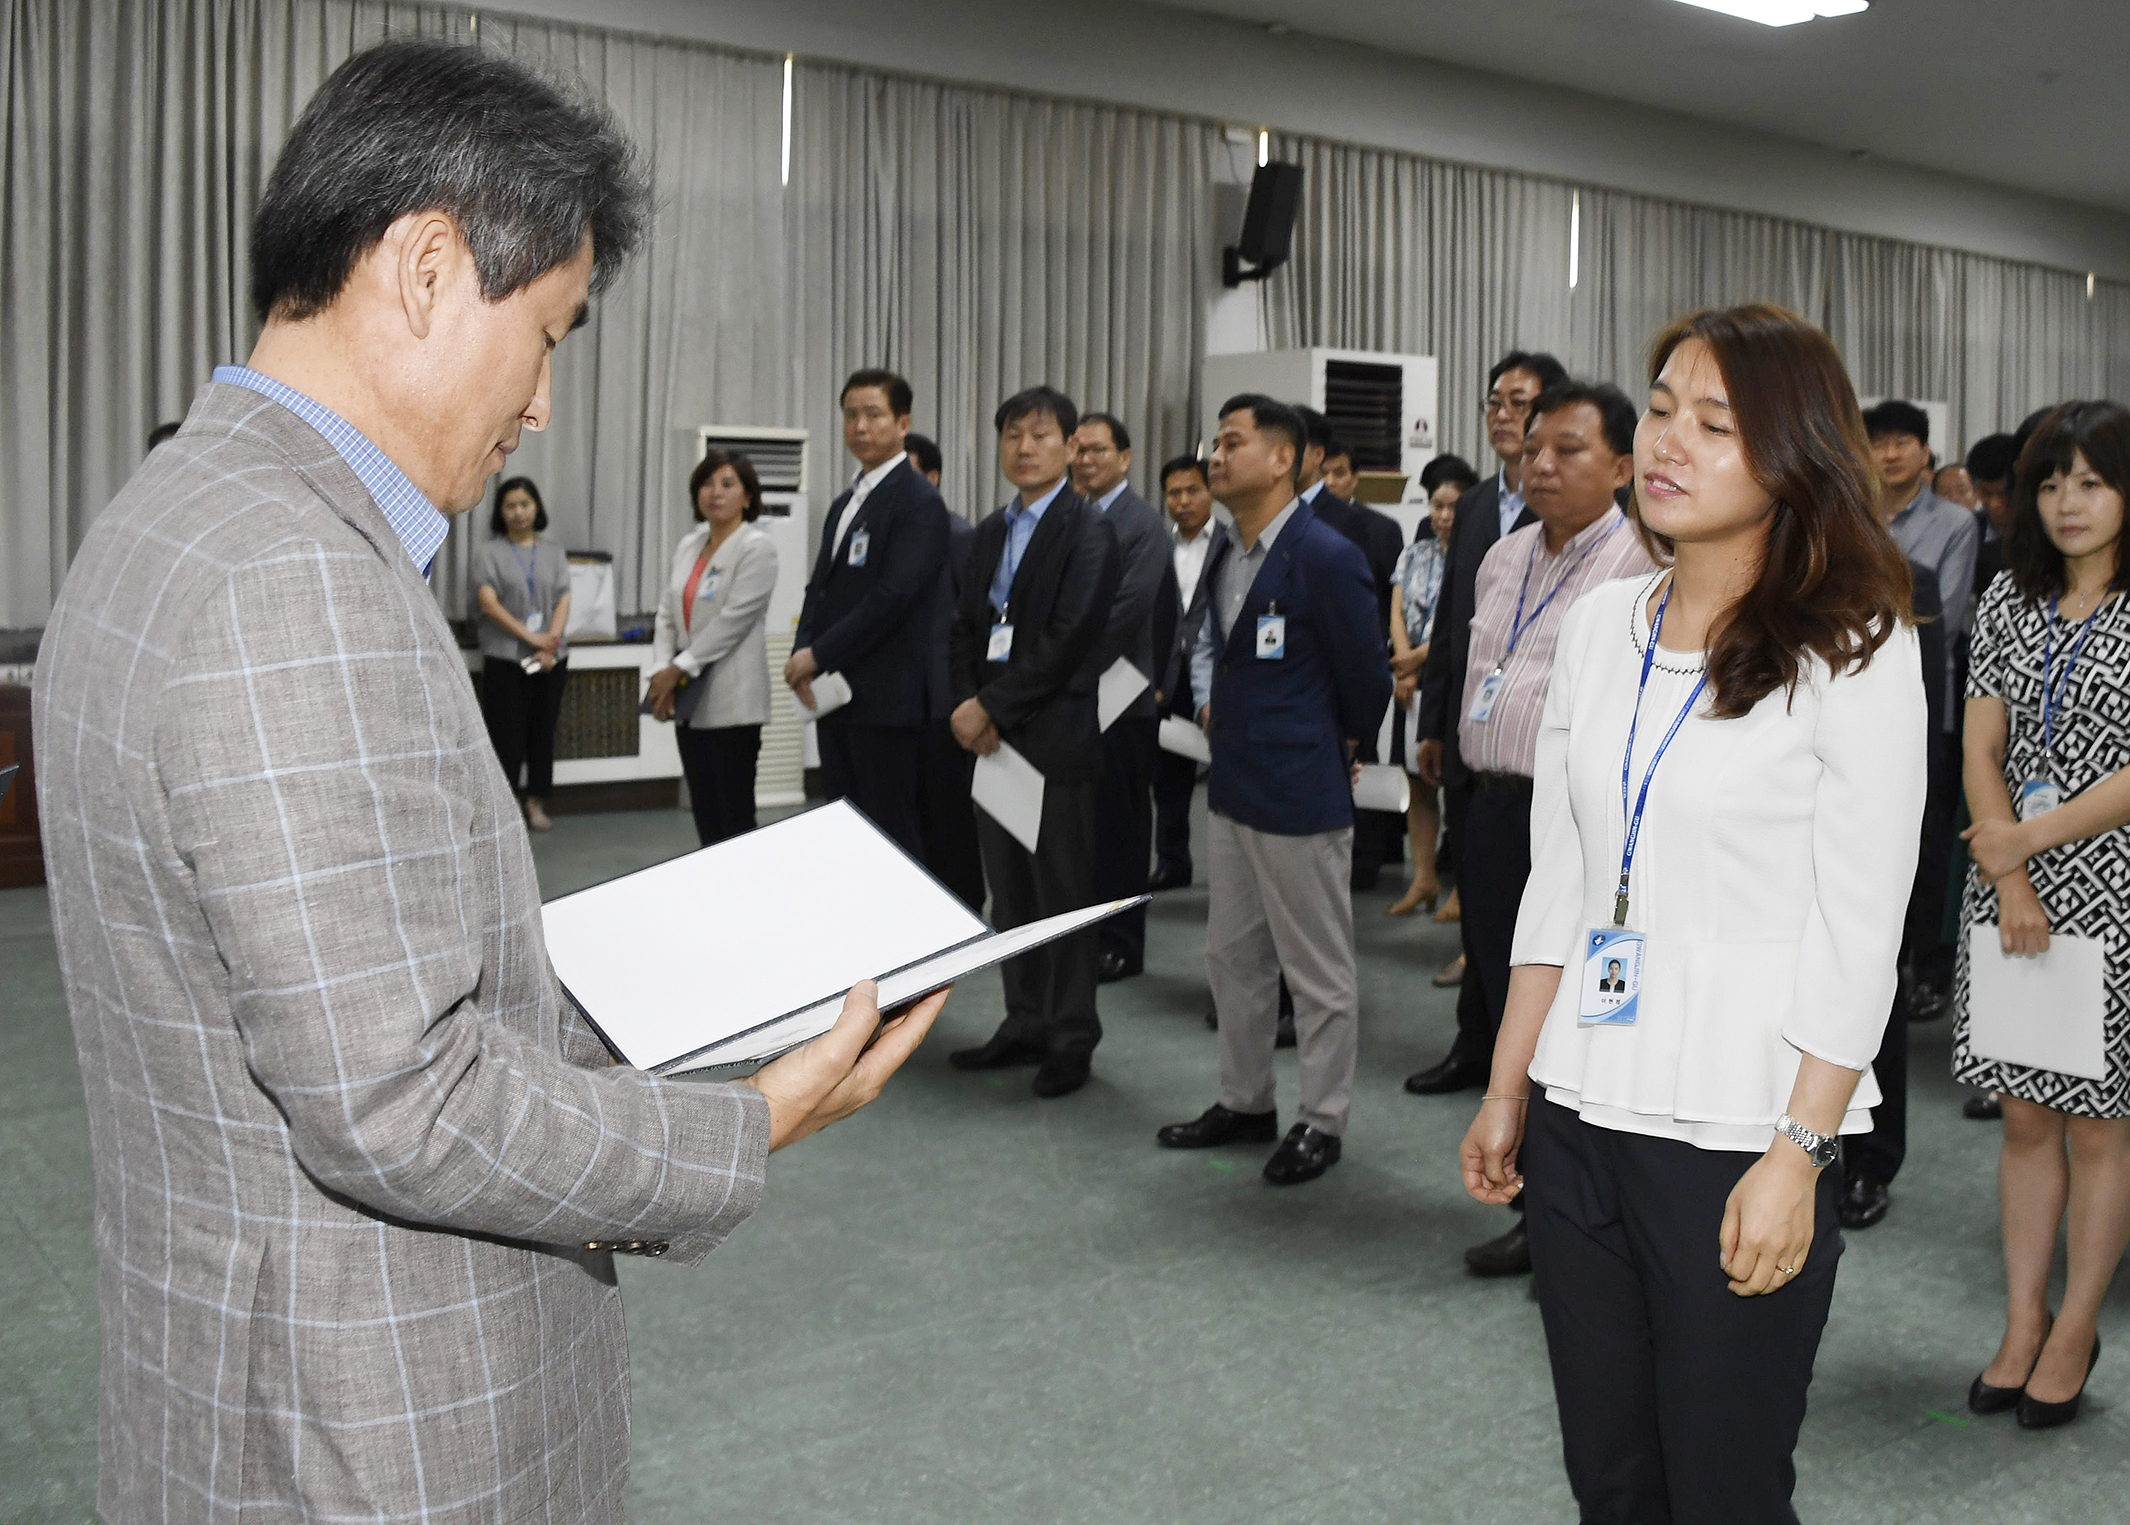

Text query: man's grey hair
(249, 38), (648, 321)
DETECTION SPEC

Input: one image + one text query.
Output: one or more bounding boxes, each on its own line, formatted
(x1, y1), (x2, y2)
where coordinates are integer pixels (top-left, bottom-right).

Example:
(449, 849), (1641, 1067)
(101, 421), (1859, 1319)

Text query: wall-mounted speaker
(1224, 162), (1303, 288)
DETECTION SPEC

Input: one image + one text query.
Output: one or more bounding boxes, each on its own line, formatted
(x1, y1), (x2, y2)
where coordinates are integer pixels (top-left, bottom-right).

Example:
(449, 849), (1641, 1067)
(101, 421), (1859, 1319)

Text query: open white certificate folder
(1964, 925), (2108, 1081)
(542, 801), (1144, 1074)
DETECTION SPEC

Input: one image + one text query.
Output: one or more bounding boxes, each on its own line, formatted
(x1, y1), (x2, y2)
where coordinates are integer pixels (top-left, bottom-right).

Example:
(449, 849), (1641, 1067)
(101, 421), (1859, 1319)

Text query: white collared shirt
(1172, 525), (1213, 610)
(835, 455), (905, 557)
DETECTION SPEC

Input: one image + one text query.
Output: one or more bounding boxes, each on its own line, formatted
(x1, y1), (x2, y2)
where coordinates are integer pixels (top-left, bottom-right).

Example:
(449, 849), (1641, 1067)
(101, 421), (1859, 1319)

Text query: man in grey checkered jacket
(34, 39), (945, 1523)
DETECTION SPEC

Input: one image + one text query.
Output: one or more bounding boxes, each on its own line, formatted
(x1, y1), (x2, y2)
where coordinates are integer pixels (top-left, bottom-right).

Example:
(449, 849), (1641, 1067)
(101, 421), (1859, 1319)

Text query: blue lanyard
(513, 544), (540, 610)
(1614, 580), (1709, 927)
(1496, 518), (1623, 672)
(2040, 595), (2106, 774)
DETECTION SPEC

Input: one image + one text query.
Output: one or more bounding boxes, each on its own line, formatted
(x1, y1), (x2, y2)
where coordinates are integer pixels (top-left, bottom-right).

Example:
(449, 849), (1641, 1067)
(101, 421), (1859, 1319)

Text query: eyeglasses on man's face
(1483, 393), (1538, 419)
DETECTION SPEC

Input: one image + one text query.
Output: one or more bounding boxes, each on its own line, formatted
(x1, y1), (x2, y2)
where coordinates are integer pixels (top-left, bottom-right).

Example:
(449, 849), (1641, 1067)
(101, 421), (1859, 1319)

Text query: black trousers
(1523, 1096), (1842, 1525)
(1454, 775), (1533, 1061)
(916, 719), (985, 914)
(1152, 749), (1198, 883)
(1094, 717), (1158, 965)
(977, 777), (1100, 1058)
(480, 656), (567, 799)
(817, 721), (924, 857)
(1847, 995), (1907, 1186)
(676, 724), (761, 847)
(1904, 729), (1959, 990)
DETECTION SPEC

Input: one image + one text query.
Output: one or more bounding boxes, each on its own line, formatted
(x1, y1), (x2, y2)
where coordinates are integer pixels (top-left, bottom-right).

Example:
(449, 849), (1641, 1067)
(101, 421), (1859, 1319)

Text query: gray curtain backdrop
(6, 0), (2129, 626)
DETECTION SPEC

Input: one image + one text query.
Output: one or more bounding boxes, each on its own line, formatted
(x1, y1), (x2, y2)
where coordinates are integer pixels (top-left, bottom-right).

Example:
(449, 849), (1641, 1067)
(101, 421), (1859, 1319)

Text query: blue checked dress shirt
(212, 365), (452, 577)
(987, 475), (1068, 615)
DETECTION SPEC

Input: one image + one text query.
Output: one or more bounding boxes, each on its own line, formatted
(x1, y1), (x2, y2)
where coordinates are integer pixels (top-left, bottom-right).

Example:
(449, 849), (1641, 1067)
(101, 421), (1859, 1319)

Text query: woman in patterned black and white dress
(1955, 400), (2130, 1430)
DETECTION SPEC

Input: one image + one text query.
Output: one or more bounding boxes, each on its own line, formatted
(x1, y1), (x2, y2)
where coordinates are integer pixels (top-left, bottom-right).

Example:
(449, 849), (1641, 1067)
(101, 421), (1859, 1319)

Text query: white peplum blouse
(1512, 570), (1929, 1152)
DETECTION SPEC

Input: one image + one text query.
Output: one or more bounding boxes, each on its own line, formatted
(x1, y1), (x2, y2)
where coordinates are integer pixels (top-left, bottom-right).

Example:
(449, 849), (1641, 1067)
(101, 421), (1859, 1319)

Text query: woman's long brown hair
(1630, 304), (1912, 718)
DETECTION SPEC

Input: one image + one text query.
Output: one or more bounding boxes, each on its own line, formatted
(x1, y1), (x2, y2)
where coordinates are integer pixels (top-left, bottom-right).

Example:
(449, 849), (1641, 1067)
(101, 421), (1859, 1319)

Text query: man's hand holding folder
(742, 979), (950, 1149)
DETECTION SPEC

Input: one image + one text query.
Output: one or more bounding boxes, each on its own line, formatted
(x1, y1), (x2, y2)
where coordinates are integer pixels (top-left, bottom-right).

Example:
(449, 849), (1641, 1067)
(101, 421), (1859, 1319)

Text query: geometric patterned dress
(1951, 573), (2130, 1117)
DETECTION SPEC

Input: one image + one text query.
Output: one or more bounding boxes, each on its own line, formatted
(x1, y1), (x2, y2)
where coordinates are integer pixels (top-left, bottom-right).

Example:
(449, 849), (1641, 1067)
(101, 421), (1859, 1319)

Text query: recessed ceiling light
(1670, 0), (1866, 25)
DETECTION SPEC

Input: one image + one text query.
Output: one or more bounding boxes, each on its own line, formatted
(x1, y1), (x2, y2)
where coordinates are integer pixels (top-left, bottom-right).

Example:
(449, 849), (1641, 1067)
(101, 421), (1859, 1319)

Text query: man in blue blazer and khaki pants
(1156, 395), (1392, 1184)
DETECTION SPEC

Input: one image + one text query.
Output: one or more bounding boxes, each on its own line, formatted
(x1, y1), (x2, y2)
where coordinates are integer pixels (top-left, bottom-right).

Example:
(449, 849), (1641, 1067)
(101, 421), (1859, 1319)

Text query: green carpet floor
(3, 799), (2124, 1523)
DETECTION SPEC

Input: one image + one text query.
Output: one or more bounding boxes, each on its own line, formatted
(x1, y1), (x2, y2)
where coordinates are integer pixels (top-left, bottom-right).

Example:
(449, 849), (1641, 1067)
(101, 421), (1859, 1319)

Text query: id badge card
(987, 622), (1015, 662)
(2017, 779), (2064, 820)
(524, 610), (544, 634)
(1579, 927), (1646, 1027)
(696, 569), (723, 604)
(1468, 669), (1505, 723)
(847, 529), (870, 567)
(1255, 614), (1287, 659)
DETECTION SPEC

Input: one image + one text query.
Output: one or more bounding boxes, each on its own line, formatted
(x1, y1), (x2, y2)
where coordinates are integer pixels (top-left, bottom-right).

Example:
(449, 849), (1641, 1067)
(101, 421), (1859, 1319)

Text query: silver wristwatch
(1775, 1112), (1838, 1169)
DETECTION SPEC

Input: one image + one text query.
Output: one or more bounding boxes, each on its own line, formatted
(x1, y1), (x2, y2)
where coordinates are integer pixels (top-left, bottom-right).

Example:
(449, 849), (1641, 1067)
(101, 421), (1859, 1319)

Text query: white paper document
(971, 741), (1045, 852)
(1964, 925), (2108, 1081)
(1352, 763), (1410, 814)
(1157, 714), (1211, 764)
(541, 799), (1145, 1073)
(792, 670), (853, 721)
(1097, 656), (1151, 733)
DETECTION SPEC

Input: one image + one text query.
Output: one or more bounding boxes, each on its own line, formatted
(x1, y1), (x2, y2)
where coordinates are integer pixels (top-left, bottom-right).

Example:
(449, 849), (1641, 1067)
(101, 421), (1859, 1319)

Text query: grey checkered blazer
(35, 383), (771, 1522)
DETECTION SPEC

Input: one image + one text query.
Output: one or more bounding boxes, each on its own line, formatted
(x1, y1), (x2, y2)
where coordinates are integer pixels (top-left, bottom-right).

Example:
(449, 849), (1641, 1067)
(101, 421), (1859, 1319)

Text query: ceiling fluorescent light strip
(1671, 0), (1866, 25)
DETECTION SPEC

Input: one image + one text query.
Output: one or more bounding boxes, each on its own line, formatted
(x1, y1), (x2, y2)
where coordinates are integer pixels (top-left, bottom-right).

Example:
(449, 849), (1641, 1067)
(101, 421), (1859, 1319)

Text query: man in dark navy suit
(1152, 455), (1224, 890)
(905, 431), (986, 913)
(1155, 395), (1391, 1185)
(945, 386), (1122, 1098)
(788, 369), (951, 856)
(1407, 349), (1564, 1097)
(1071, 412), (1178, 983)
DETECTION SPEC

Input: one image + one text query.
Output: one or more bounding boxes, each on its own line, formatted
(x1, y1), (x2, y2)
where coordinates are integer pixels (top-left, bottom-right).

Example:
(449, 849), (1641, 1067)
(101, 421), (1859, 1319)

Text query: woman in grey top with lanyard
(648, 450), (780, 846)
(474, 477), (572, 831)
(1461, 305), (1926, 1523)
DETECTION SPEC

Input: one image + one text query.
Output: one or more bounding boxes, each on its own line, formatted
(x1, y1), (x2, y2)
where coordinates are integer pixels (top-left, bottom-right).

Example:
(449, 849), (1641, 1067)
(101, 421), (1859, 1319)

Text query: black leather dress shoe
(1964, 1093), (2004, 1121)
(1098, 952), (1142, 984)
(1837, 1174), (1891, 1229)
(1464, 1220), (1532, 1277)
(1032, 1053), (1090, 1098)
(948, 1033), (1045, 1071)
(1156, 1103), (1278, 1149)
(1147, 869), (1191, 892)
(1262, 1123), (1341, 1184)
(1405, 1051), (1488, 1096)
(1905, 980), (1949, 1023)
(2018, 1335), (2100, 1430)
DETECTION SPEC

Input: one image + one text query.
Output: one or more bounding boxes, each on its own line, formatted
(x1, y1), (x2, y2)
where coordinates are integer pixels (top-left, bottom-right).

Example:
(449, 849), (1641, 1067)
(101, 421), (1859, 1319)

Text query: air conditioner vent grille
(1323, 360), (1403, 472)
(699, 428), (808, 493)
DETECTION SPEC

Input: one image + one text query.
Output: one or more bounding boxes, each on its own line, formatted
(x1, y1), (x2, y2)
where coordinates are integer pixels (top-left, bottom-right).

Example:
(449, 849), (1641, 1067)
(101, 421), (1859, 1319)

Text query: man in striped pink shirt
(1426, 380), (1657, 1279)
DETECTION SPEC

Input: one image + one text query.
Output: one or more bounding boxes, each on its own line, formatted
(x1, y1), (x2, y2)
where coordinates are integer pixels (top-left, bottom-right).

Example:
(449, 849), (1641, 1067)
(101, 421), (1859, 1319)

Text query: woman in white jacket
(1460, 305), (1927, 1525)
(649, 450), (780, 845)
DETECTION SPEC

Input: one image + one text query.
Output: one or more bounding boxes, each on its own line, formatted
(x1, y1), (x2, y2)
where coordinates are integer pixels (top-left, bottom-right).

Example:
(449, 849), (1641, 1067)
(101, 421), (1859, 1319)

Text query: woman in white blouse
(1460, 305), (1926, 1524)
(648, 449), (780, 845)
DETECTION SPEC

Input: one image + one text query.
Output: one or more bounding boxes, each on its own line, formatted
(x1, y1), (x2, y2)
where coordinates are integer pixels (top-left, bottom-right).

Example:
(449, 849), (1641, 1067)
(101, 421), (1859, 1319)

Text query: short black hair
(1159, 454), (1209, 490)
(842, 368), (914, 419)
(1078, 412), (1132, 452)
(1966, 432), (2018, 485)
(995, 385), (1079, 439)
(1419, 453), (1479, 498)
(904, 432), (943, 478)
(2007, 402), (2130, 602)
(1292, 404), (1342, 457)
(250, 39), (646, 323)
(1487, 350), (1569, 394)
(1861, 399), (1930, 445)
(146, 421), (182, 453)
(489, 476), (549, 537)
(1526, 381), (1637, 457)
(1218, 394), (1305, 482)
(689, 449), (765, 522)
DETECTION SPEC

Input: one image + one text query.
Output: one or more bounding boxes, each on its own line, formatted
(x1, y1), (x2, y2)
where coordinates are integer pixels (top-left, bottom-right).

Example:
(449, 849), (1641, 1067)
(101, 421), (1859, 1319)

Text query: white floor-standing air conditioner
(1200, 348), (1441, 540)
(696, 425), (811, 809)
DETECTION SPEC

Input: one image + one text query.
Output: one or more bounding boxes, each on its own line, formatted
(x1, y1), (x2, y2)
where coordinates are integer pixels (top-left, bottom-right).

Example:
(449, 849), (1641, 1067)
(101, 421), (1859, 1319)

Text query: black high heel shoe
(1971, 1317), (2053, 1415)
(2016, 1333), (2101, 1430)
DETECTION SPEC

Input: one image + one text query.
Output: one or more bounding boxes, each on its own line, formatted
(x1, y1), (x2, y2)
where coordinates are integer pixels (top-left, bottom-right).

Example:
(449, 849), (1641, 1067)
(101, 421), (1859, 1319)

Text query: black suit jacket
(794, 458), (951, 728)
(949, 489), (1123, 784)
(1309, 488), (1404, 639)
(1417, 474), (1534, 747)
(1161, 523), (1230, 717)
(924, 514), (978, 722)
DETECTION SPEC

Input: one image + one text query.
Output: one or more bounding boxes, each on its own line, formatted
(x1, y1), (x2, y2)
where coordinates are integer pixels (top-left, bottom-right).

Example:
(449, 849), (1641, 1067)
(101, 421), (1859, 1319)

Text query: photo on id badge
(1580, 928), (1644, 1026)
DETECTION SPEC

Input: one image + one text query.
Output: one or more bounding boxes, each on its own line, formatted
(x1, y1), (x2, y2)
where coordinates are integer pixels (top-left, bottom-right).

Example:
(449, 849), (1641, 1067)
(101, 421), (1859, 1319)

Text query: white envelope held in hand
(972, 740), (1046, 852)
(1097, 656), (1151, 733)
(1158, 714), (1211, 764)
(1352, 763), (1410, 814)
(792, 670), (853, 722)
(1964, 926), (2108, 1081)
